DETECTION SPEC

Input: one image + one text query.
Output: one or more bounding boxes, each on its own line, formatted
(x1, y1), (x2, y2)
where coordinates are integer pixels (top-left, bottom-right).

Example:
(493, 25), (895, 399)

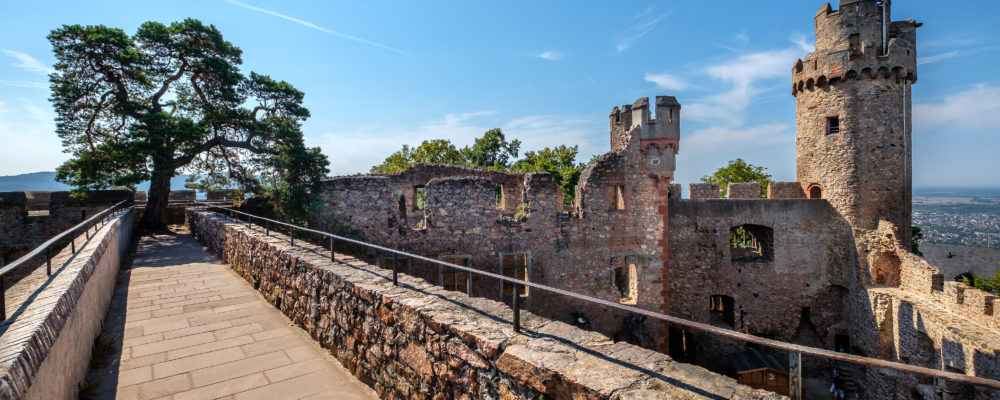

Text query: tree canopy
(371, 130), (585, 204)
(700, 158), (772, 198)
(48, 19), (328, 226)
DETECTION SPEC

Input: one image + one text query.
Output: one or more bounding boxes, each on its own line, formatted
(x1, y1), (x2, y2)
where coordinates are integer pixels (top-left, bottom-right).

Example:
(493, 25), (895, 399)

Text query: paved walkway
(95, 233), (375, 400)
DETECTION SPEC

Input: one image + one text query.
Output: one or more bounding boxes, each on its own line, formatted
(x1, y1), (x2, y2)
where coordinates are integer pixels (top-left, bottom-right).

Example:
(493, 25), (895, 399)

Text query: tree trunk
(140, 173), (171, 229)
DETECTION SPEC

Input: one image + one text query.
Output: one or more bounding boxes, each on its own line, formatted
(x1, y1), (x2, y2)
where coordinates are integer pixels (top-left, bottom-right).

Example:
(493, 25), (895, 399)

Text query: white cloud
(680, 123), (791, 155)
(644, 72), (689, 91)
(913, 84), (1000, 133)
(917, 46), (1000, 66)
(615, 9), (671, 53)
(0, 80), (48, 89)
(2, 50), (54, 75)
(0, 100), (66, 175)
(220, 0), (408, 56)
(534, 51), (564, 61)
(318, 112), (605, 175)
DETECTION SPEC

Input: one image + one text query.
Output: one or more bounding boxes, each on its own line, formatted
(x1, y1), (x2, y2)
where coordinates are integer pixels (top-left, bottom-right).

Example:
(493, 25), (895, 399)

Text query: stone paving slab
(96, 233), (376, 400)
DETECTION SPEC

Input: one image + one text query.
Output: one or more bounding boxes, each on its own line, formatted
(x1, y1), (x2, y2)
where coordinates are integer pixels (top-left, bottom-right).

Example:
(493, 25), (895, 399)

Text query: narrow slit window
(826, 116), (840, 135)
(500, 252), (529, 298)
(439, 255), (470, 293)
(413, 186), (426, 210)
(610, 185), (626, 210)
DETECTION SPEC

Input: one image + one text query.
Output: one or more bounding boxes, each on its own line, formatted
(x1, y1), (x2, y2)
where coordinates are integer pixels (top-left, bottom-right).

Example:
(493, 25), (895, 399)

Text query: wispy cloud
(644, 72), (689, 91)
(0, 80), (48, 89)
(2, 50), (54, 75)
(615, 8), (671, 53)
(681, 123), (791, 155)
(221, 0), (408, 56)
(918, 46), (1000, 66)
(913, 83), (1000, 133)
(533, 51), (564, 61)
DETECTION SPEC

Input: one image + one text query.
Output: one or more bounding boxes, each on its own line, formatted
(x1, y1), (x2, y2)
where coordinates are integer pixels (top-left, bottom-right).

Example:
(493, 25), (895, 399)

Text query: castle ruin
(311, 1), (1000, 398)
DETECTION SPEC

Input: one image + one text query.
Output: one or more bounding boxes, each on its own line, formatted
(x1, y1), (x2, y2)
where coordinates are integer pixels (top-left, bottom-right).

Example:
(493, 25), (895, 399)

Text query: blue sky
(1, 1), (998, 187)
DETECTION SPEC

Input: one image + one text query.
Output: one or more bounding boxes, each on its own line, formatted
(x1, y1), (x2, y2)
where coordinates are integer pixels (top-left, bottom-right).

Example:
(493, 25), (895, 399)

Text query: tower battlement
(609, 96), (680, 151)
(793, 0), (920, 96)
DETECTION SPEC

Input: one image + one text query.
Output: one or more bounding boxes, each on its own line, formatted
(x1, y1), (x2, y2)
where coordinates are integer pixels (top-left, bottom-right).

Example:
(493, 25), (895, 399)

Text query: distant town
(913, 187), (1000, 248)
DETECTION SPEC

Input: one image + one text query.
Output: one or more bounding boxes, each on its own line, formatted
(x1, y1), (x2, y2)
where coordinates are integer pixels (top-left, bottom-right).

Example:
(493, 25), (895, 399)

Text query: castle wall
(667, 198), (856, 370)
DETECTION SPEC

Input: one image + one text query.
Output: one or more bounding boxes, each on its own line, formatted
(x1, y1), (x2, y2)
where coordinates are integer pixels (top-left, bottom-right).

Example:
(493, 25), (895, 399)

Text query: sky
(1, 1), (998, 188)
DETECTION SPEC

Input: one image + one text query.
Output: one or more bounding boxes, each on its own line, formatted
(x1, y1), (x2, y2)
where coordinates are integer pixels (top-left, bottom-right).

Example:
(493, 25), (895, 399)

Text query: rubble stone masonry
(188, 209), (781, 399)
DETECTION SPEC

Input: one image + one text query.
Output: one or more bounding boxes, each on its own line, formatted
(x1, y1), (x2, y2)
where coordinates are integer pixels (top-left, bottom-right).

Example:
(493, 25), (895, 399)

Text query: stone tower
(609, 96), (681, 173)
(793, 0), (920, 245)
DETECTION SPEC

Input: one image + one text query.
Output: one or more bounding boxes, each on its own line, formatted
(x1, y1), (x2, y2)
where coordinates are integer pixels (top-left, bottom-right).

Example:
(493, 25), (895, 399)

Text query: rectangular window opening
(494, 183), (504, 209)
(439, 255), (470, 293)
(730, 224), (775, 263)
(710, 295), (735, 328)
(413, 186), (426, 210)
(500, 252), (529, 298)
(610, 185), (626, 210)
(826, 116), (840, 135)
(613, 263), (638, 304)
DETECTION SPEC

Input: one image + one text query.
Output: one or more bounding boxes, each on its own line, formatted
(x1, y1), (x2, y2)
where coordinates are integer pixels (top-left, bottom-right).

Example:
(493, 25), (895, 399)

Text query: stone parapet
(727, 183), (761, 199)
(689, 183), (719, 200)
(0, 210), (133, 399)
(766, 182), (806, 199)
(187, 210), (781, 399)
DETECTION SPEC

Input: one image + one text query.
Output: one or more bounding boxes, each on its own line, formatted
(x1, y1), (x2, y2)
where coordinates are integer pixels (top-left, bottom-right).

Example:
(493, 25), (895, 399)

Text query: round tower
(793, 0), (920, 245)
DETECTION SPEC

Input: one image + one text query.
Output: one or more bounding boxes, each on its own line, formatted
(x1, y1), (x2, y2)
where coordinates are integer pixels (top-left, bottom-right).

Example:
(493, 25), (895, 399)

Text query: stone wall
(312, 103), (677, 352)
(0, 190), (131, 267)
(188, 209), (781, 399)
(921, 243), (1000, 281)
(667, 199), (856, 371)
(727, 183), (761, 199)
(0, 209), (133, 399)
(766, 182), (806, 200)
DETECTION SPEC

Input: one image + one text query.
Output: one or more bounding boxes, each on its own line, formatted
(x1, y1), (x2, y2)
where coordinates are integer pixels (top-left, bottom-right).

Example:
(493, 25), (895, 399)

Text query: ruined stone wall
(0, 190), (131, 266)
(188, 209), (781, 400)
(667, 198), (856, 370)
(312, 99), (679, 351)
(0, 209), (133, 400)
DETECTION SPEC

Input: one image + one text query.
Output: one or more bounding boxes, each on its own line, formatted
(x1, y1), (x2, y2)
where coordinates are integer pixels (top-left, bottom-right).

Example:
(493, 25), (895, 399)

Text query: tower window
(826, 116), (840, 134)
(730, 224), (774, 263)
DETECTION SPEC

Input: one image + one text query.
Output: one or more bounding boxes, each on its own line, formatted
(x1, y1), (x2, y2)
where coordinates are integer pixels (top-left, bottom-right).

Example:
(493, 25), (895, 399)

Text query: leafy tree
(511, 145), (585, 204)
(462, 128), (521, 170)
(911, 226), (924, 256)
(700, 158), (772, 198)
(962, 270), (1000, 296)
(370, 139), (463, 174)
(48, 19), (328, 228)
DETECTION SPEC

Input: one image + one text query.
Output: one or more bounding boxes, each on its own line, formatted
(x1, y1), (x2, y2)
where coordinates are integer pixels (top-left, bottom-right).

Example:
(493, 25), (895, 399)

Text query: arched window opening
(808, 184), (823, 199)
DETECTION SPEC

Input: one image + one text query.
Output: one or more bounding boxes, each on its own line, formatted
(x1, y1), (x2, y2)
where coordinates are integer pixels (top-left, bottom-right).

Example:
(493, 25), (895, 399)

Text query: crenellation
(689, 183), (719, 199)
(727, 183), (761, 199)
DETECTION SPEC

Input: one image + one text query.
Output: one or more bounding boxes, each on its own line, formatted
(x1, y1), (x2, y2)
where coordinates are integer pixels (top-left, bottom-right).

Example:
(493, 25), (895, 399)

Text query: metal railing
(0, 200), (132, 320)
(199, 204), (1000, 395)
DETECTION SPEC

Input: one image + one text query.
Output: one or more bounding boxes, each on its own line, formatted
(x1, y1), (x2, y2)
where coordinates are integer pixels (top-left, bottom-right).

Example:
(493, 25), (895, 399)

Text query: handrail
(0, 200), (132, 320)
(198, 204), (1000, 392)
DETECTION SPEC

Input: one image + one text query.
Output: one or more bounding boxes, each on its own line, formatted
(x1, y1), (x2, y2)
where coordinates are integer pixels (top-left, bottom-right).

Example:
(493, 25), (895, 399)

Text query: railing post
(0, 276), (6, 320)
(46, 248), (52, 276)
(266, 221), (270, 236)
(789, 351), (802, 400)
(392, 253), (398, 286)
(512, 283), (521, 333)
(329, 236), (335, 261)
(71, 237), (76, 253)
(290, 226), (294, 245)
(466, 268), (472, 296)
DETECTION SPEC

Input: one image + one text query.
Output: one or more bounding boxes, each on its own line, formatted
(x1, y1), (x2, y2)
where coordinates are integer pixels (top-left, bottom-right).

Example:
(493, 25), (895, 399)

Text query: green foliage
(700, 158), (772, 198)
(511, 145), (585, 205)
(911, 225), (924, 256)
(962, 270), (1000, 295)
(371, 130), (586, 205)
(48, 19), (329, 225)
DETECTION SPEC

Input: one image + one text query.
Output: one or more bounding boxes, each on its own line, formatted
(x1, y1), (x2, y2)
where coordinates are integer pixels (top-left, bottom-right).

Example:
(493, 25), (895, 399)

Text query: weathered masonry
(313, 1), (1000, 399)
